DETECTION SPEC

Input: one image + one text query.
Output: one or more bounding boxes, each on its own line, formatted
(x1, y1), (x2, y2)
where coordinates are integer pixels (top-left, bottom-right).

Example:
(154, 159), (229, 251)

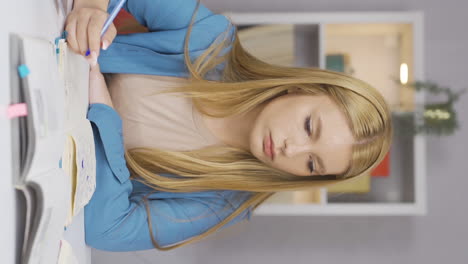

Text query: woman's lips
(270, 133), (275, 160)
(264, 133), (275, 161)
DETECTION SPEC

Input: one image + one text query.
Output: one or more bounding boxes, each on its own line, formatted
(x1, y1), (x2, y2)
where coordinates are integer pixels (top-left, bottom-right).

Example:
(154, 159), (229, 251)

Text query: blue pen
(85, 0), (127, 56)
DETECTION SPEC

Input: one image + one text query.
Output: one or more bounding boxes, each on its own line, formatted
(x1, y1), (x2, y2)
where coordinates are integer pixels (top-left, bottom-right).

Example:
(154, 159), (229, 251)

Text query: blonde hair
(123, 0), (393, 250)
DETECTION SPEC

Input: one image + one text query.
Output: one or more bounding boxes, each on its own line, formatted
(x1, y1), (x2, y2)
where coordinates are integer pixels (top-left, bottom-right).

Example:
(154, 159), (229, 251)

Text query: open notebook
(10, 33), (96, 264)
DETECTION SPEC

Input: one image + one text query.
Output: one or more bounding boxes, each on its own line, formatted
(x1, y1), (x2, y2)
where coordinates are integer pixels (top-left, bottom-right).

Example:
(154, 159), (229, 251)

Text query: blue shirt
(85, 0), (253, 252)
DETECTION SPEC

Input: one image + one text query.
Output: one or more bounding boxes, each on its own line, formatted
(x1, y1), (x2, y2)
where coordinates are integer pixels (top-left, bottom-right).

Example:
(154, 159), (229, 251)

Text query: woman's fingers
(76, 9), (93, 56)
(88, 13), (108, 57)
(65, 7), (118, 57)
(65, 14), (79, 54)
(101, 23), (117, 51)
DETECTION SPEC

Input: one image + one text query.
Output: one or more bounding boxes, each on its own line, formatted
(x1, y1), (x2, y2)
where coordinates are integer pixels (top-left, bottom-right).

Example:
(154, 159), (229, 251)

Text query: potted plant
(393, 80), (467, 136)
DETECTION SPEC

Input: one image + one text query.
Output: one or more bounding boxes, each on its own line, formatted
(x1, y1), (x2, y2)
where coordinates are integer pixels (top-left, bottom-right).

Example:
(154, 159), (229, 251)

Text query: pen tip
(85, 50), (90, 56)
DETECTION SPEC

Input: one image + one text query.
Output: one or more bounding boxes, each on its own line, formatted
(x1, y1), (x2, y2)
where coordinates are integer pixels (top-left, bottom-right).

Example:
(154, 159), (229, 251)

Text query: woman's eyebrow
(314, 115), (322, 142)
(314, 116), (326, 174)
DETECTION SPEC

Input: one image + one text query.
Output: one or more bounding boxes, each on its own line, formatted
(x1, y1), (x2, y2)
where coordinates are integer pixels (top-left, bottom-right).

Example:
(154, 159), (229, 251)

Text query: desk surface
(1, 0), (92, 263)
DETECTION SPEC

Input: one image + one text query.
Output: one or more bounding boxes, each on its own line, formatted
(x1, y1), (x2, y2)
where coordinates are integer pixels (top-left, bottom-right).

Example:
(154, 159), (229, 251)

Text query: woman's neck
(199, 103), (265, 152)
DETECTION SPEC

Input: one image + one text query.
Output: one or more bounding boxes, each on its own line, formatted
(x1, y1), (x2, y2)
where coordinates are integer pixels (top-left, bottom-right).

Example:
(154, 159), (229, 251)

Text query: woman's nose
(281, 138), (312, 157)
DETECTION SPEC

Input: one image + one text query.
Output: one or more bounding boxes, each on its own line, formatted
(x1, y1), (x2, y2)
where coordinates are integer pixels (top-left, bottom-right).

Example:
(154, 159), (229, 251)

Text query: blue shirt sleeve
(108, 0), (218, 32)
(85, 103), (253, 252)
(99, 0), (235, 77)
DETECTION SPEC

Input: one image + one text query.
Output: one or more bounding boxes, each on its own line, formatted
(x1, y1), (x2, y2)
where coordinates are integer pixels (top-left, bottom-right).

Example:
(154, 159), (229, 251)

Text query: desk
(1, 0), (93, 263)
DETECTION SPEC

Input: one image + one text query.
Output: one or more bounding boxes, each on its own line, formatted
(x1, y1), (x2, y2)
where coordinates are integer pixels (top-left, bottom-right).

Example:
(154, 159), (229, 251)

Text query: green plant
(393, 80), (467, 136)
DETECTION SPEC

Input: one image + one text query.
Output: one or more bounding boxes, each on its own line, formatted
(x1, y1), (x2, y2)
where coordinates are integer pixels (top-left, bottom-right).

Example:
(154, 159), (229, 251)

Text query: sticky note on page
(69, 118), (96, 217)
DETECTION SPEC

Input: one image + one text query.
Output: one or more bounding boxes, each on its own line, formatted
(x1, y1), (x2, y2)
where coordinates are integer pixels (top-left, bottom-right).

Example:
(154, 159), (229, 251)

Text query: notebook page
(19, 35), (66, 181)
(57, 239), (79, 264)
(58, 39), (96, 219)
(26, 167), (70, 264)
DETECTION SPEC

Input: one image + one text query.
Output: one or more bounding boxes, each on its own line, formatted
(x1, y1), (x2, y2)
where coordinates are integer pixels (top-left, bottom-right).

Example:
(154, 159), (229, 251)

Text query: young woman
(67, 0), (393, 251)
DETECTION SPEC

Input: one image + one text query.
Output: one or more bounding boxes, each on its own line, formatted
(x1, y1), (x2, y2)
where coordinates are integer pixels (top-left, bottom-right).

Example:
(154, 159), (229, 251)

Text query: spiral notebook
(10, 33), (96, 264)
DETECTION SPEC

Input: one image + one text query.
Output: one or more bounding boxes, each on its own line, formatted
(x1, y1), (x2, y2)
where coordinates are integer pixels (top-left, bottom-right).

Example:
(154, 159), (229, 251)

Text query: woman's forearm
(73, 0), (110, 11)
(87, 53), (114, 108)
(89, 70), (114, 108)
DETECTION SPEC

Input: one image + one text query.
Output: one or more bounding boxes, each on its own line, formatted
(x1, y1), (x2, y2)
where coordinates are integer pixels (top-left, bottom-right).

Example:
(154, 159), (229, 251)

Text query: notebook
(10, 32), (96, 264)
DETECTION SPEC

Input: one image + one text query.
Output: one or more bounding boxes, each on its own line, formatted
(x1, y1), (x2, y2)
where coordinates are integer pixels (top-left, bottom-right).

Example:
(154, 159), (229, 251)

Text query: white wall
(89, 0), (468, 263)
(326, 34), (401, 108)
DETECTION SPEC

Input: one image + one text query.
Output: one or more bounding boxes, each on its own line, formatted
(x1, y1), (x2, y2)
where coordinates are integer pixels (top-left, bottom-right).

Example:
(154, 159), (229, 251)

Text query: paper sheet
(57, 239), (79, 264)
(18, 35), (66, 179)
(57, 39), (96, 223)
(13, 2), (96, 263)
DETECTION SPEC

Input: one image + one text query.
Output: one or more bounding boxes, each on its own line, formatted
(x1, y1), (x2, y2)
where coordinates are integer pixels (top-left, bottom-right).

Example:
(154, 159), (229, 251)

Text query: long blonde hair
(122, 0), (393, 250)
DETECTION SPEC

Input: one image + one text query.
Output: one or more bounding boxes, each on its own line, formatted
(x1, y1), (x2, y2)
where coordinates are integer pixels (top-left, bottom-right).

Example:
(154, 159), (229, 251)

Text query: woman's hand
(65, 4), (117, 57)
(86, 51), (114, 108)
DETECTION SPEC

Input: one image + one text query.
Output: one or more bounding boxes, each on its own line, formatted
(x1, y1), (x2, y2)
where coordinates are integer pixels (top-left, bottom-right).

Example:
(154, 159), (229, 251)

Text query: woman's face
(250, 90), (356, 176)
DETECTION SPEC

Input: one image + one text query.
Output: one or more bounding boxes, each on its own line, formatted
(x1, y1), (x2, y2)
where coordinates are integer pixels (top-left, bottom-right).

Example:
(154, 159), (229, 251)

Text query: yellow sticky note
(62, 135), (77, 226)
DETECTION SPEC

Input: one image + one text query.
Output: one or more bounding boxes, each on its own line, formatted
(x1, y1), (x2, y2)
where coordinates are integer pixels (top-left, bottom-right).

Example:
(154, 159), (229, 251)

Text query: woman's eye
(305, 115), (315, 173)
(305, 115), (312, 136)
(308, 160), (315, 174)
